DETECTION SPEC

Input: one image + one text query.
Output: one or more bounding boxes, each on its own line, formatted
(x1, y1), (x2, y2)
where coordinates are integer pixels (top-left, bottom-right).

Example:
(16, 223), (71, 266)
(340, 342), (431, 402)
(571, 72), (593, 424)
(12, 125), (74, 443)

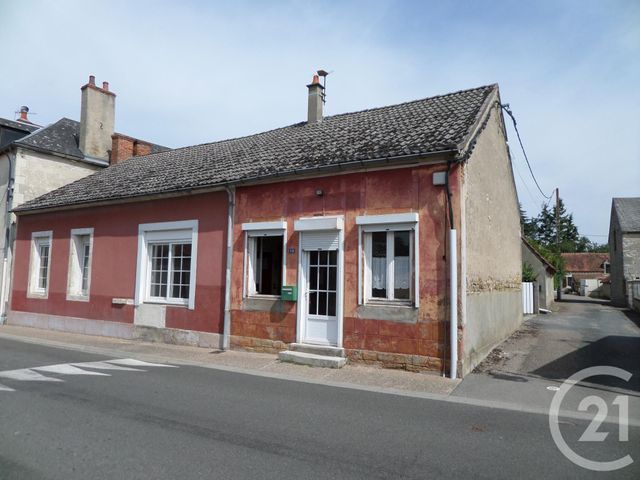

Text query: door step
(289, 343), (345, 357)
(278, 348), (347, 369)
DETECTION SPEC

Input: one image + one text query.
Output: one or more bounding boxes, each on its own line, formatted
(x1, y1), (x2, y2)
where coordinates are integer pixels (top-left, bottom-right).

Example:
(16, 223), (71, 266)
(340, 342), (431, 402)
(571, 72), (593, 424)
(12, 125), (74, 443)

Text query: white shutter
(301, 231), (339, 251)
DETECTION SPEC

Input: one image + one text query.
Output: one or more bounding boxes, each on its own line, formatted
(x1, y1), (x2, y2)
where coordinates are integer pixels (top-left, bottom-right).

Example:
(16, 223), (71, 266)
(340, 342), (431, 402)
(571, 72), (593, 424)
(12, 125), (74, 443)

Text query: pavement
(453, 294), (640, 424)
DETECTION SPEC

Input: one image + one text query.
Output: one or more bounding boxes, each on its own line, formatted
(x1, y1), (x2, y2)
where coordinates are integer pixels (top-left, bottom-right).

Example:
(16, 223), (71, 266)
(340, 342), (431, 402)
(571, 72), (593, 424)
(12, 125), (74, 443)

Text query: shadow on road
(532, 335), (640, 393)
(557, 297), (612, 306)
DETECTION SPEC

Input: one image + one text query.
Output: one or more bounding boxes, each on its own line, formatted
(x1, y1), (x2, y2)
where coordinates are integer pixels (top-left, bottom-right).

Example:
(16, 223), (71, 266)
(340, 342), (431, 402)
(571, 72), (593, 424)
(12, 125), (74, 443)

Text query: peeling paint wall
(230, 162), (454, 370)
(462, 104), (523, 375)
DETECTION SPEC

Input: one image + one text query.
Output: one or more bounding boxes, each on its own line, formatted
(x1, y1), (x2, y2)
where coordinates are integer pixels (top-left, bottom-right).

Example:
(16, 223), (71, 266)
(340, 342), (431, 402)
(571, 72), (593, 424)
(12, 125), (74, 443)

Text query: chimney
(17, 106), (32, 124)
(307, 74), (324, 124)
(79, 75), (116, 161)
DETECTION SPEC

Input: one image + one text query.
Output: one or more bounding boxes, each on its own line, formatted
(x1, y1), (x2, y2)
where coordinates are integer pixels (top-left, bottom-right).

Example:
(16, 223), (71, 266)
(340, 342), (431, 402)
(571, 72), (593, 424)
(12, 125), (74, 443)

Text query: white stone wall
(13, 148), (100, 209)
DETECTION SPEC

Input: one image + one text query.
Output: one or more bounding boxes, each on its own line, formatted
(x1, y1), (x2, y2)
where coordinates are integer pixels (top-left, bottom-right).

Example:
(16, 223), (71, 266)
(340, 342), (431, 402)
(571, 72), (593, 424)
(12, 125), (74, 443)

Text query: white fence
(522, 282), (535, 314)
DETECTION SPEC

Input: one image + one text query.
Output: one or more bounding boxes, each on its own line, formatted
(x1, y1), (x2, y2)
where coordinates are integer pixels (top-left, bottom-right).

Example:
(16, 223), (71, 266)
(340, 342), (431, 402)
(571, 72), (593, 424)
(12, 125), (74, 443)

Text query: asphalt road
(0, 337), (638, 480)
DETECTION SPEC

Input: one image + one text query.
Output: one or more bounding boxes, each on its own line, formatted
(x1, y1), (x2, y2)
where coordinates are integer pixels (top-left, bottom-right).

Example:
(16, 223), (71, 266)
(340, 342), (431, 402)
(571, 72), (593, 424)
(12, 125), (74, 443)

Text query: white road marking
(0, 369), (63, 382)
(106, 359), (177, 368)
(71, 361), (144, 372)
(0, 358), (177, 393)
(33, 364), (110, 376)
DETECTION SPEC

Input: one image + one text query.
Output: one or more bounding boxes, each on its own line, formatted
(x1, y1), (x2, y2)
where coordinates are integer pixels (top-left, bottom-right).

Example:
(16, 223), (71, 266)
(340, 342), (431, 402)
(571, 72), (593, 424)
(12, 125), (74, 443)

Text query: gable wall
(462, 103), (523, 374)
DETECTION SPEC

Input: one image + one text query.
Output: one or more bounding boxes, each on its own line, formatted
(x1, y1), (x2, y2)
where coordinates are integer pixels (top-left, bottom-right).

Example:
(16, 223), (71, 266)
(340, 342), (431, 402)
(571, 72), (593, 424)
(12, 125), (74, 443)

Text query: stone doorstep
(289, 343), (345, 357)
(278, 350), (347, 369)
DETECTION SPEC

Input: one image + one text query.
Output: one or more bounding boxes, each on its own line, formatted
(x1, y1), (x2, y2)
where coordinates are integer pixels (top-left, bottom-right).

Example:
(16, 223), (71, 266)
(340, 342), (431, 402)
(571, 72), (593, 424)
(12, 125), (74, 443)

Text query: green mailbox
(281, 285), (297, 301)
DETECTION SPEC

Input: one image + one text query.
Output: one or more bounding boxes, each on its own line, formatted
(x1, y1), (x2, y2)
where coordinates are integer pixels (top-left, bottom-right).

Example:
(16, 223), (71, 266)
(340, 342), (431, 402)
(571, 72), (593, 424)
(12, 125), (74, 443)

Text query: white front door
(303, 249), (339, 346)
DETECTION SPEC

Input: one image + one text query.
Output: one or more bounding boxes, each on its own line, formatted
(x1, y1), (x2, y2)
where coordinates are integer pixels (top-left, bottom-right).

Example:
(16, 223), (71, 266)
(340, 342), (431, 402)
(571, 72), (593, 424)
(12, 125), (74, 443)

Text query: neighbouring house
(609, 197), (640, 310)
(0, 110), (39, 149)
(561, 252), (609, 296)
(0, 76), (168, 320)
(521, 237), (556, 310)
(8, 77), (522, 377)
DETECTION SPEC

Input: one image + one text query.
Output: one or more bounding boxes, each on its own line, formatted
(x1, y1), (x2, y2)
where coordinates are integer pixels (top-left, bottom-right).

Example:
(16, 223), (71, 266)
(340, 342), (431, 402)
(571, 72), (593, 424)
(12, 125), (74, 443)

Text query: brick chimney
(79, 75), (116, 161)
(307, 74), (324, 124)
(110, 133), (154, 165)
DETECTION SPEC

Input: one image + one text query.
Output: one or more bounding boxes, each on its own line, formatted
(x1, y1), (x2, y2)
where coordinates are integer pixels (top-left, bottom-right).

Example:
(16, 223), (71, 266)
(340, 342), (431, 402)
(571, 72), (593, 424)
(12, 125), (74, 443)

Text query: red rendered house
(8, 76), (523, 377)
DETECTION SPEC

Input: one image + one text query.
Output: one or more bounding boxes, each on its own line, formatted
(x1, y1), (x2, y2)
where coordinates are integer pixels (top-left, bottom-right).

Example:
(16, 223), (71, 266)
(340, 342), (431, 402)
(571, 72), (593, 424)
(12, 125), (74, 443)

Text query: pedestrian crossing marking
(0, 358), (176, 392)
(71, 361), (144, 372)
(34, 364), (111, 376)
(0, 369), (64, 382)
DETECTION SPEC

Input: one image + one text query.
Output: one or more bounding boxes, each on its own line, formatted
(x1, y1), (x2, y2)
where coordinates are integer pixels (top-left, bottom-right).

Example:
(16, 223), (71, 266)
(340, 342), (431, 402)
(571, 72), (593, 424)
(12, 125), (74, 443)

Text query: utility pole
(556, 188), (561, 301)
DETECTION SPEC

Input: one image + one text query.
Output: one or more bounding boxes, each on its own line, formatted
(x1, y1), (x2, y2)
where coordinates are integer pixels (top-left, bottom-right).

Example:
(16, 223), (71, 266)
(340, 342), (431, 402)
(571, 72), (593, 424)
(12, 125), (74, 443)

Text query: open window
(28, 231), (53, 298)
(356, 213), (419, 308)
(242, 221), (286, 298)
(67, 228), (93, 300)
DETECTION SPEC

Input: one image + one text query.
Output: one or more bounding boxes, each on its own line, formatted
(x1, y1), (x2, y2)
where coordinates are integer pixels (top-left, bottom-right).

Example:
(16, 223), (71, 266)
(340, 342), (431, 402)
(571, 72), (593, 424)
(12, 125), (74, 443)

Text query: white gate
(522, 282), (534, 314)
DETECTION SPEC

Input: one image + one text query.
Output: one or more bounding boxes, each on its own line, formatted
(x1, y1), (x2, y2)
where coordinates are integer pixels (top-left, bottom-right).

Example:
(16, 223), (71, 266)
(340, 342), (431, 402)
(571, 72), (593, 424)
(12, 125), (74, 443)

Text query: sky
(1, 0), (638, 242)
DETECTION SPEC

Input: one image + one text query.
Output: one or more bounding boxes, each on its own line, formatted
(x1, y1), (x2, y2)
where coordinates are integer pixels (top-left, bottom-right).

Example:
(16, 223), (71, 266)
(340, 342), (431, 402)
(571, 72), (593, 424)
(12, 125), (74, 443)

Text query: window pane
(329, 250), (337, 266)
(394, 231), (411, 300)
(371, 232), (387, 298)
(310, 251), (318, 265)
(328, 266), (336, 291)
(255, 236), (283, 295)
(149, 243), (170, 298)
(319, 266), (327, 290)
(319, 251), (328, 265)
(318, 292), (327, 316)
(309, 292), (317, 315)
(310, 266), (318, 290)
(38, 244), (49, 290)
(328, 292), (336, 316)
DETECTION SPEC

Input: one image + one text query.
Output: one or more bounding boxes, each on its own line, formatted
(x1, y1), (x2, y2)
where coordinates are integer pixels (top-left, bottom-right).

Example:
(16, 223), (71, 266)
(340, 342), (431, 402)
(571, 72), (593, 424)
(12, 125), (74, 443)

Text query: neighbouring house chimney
(17, 106), (32, 124)
(307, 74), (324, 124)
(110, 133), (154, 165)
(79, 75), (116, 161)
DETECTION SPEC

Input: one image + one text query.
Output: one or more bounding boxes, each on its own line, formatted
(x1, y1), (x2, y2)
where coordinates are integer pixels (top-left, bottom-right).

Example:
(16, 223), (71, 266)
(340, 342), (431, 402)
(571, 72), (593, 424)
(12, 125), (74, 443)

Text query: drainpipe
(445, 162), (458, 379)
(222, 186), (236, 350)
(0, 152), (15, 324)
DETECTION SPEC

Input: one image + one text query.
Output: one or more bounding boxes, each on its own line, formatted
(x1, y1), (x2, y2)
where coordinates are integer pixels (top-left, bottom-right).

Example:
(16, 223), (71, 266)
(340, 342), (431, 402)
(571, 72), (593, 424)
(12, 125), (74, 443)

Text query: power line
(501, 104), (553, 201)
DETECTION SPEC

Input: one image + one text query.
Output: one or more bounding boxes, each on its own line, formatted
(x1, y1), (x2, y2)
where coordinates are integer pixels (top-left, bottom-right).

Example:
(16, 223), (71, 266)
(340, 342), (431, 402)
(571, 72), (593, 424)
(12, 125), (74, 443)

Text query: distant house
(0, 110), (39, 149)
(0, 76), (167, 319)
(609, 197), (640, 309)
(8, 78), (522, 378)
(561, 252), (609, 296)
(522, 238), (556, 309)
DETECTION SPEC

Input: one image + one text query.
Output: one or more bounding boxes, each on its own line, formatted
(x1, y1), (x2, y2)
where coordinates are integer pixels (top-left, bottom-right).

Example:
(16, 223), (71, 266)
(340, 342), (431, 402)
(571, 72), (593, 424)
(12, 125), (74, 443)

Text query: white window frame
(356, 213), (419, 308)
(66, 228), (94, 301)
(135, 220), (198, 309)
(28, 230), (53, 298)
(242, 221), (287, 298)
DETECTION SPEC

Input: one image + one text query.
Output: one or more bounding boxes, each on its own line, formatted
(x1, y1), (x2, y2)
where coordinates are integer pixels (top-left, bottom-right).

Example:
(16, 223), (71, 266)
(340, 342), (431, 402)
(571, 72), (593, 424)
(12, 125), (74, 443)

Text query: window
(135, 220), (198, 309)
(356, 213), (419, 307)
(67, 228), (93, 300)
(242, 221), (286, 297)
(148, 242), (191, 301)
(603, 261), (610, 275)
(29, 231), (53, 297)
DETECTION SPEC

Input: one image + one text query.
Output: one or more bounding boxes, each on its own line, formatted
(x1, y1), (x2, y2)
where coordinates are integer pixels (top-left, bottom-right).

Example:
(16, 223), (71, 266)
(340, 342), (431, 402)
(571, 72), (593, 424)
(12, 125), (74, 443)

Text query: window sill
(144, 299), (189, 308)
(356, 303), (418, 324)
(27, 291), (48, 300)
(242, 296), (286, 312)
(66, 294), (90, 303)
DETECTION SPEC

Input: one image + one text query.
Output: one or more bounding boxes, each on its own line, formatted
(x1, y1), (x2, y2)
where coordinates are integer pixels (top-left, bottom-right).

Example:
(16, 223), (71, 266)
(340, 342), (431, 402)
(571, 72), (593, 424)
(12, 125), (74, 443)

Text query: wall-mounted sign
(288, 248), (295, 254)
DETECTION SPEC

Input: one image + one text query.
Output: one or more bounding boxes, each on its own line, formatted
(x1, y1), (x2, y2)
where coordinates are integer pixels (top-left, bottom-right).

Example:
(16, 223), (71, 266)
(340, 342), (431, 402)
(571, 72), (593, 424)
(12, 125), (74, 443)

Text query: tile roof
(613, 197), (640, 233)
(13, 118), (169, 162)
(14, 84), (498, 212)
(561, 253), (609, 274)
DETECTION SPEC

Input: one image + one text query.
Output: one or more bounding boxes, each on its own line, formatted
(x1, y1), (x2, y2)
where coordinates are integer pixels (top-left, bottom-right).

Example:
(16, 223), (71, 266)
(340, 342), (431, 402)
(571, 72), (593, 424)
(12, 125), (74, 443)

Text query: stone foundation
(346, 349), (443, 372)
